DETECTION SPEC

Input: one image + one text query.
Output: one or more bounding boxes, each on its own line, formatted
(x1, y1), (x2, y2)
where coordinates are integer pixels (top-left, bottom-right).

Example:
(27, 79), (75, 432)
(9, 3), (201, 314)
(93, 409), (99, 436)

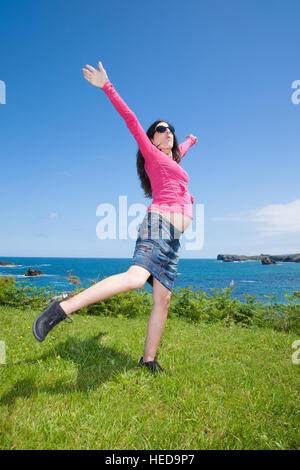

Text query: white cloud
(211, 199), (300, 236)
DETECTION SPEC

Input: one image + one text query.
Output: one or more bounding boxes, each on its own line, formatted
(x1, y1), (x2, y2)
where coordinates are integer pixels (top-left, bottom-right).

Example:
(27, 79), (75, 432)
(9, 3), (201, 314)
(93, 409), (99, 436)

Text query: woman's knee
(162, 293), (171, 310)
(154, 295), (171, 317)
(153, 280), (172, 309)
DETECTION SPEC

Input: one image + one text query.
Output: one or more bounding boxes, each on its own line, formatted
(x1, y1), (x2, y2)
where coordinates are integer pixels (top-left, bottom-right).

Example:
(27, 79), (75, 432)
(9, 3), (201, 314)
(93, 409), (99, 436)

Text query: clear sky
(0, 0), (299, 259)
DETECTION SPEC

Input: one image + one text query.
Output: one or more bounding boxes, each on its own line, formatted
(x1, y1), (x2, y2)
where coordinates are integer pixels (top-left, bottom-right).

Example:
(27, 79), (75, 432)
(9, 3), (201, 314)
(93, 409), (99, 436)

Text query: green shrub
(260, 291), (300, 333)
(0, 275), (299, 334)
(169, 285), (300, 334)
(0, 276), (55, 309)
(78, 277), (152, 318)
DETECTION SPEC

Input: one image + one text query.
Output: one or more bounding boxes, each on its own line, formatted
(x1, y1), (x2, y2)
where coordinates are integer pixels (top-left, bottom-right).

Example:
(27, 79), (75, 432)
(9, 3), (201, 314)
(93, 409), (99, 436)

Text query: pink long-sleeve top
(102, 80), (197, 219)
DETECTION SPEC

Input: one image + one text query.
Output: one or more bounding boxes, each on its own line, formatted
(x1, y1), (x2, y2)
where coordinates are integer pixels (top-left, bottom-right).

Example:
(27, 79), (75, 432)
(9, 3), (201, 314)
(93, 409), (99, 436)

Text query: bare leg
(59, 266), (150, 315)
(143, 278), (171, 362)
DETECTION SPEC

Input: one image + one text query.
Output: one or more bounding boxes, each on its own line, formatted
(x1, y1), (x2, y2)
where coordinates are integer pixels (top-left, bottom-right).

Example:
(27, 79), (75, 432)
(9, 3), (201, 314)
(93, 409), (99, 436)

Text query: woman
(32, 61), (198, 374)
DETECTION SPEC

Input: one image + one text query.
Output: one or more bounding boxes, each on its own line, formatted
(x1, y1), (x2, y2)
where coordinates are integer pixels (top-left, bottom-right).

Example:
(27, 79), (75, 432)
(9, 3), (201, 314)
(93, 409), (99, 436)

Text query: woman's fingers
(82, 61), (108, 88)
(85, 64), (96, 71)
(185, 134), (198, 142)
(82, 71), (92, 83)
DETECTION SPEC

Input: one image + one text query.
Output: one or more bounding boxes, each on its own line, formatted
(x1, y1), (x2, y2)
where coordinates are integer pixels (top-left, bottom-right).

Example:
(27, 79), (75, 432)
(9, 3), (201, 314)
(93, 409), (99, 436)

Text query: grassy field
(0, 305), (299, 450)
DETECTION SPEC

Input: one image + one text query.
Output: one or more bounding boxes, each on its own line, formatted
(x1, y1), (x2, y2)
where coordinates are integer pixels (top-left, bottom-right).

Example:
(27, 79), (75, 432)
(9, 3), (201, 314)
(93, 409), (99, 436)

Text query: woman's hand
(185, 134), (198, 143)
(82, 61), (109, 89)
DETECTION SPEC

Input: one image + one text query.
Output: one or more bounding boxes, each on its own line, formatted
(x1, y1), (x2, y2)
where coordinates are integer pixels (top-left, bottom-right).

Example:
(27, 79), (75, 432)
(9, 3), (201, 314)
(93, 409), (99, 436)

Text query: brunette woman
(32, 61), (198, 374)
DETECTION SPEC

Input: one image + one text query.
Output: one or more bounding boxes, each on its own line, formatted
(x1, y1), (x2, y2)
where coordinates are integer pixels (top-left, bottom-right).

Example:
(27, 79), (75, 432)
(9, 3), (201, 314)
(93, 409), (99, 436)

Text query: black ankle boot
(32, 300), (73, 342)
(139, 355), (165, 374)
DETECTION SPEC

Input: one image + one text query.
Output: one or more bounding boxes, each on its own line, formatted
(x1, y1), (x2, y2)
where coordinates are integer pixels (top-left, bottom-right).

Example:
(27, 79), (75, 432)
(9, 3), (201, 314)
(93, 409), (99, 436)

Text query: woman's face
(151, 121), (174, 152)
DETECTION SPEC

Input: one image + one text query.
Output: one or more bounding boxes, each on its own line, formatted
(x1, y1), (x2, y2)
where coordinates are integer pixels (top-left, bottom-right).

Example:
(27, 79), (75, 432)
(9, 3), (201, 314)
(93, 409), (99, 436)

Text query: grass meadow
(0, 298), (299, 450)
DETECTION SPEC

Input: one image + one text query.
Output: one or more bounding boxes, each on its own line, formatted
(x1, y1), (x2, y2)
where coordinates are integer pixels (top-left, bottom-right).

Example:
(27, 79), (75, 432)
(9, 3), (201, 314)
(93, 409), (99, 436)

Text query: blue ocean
(0, 256), (299, 304)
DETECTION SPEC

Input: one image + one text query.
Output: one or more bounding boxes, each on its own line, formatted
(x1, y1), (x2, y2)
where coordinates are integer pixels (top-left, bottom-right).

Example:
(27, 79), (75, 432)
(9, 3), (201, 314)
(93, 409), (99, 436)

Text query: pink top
(102, 80), (197, 219)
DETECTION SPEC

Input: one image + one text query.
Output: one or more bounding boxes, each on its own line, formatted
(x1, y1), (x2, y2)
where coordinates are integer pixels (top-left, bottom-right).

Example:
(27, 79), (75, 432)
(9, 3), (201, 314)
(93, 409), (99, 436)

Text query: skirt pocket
(132, 241), (155, 267)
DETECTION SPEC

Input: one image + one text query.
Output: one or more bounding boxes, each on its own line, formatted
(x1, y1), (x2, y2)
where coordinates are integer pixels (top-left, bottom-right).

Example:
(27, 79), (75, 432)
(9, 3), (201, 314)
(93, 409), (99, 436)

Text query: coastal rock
(269, 253), (300, 263)
(217, 254), (261, 262)
(25, 268), (43, 276)
(217, 253), (300, 263)
(261, 256), (276, 265)
(0, 261), (17, 266)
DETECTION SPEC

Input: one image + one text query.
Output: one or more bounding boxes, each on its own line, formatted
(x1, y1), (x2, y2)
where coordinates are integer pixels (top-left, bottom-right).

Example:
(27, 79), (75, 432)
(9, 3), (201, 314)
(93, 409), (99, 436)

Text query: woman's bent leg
(60, 266), (150, 315)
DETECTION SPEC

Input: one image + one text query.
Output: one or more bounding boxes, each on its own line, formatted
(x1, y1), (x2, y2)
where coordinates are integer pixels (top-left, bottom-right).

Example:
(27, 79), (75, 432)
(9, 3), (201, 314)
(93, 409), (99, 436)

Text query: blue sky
(0, 0), (299, 259)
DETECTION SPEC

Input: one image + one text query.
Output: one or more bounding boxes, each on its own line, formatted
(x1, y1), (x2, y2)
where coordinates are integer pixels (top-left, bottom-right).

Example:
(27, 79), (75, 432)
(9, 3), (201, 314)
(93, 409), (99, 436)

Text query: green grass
(0, 305), (299, 450)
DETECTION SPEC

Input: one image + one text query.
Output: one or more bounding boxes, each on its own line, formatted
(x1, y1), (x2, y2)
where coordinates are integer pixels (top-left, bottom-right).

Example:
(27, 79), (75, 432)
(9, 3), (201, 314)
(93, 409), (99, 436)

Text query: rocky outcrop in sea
(24, 268), (43, 276)
(217, 253), (300, 263)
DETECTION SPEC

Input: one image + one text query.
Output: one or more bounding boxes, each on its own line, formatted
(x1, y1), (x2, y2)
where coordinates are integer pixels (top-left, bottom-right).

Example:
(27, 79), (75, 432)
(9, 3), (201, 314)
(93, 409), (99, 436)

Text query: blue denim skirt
(130, 211), (183, 291)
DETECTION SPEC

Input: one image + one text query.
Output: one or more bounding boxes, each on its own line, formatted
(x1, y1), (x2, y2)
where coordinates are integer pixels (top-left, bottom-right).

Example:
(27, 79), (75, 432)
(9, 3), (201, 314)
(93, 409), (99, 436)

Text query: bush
(168, 286), (260, 326)
(78, 276), (152, 318)
(0, 275), (299, 334)
(0, 276), (55, 309)
(169, 285), (300, 334)
(260, 291), (300, 333)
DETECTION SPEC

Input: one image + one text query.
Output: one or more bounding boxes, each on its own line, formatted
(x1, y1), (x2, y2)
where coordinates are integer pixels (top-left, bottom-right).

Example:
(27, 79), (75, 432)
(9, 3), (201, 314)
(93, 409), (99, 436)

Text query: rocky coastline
(0, 261), (17, 266)
(217, 253), (300, 264)
(0, 261), (43, 276)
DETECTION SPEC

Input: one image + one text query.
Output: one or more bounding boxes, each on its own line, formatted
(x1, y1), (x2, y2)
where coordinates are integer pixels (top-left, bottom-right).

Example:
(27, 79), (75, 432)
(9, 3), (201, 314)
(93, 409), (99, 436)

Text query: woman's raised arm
(179, 135), (198, 159)
(82, 61), (157, 163)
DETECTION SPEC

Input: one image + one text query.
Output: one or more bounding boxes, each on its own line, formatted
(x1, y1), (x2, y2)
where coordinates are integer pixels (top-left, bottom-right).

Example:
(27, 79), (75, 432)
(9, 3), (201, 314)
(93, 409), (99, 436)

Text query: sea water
(0, 256), (299, 303)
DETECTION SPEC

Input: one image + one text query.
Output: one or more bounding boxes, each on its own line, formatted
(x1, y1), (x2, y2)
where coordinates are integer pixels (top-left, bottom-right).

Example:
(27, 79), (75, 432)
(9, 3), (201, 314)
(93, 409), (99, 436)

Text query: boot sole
(32, 314), (45, 342)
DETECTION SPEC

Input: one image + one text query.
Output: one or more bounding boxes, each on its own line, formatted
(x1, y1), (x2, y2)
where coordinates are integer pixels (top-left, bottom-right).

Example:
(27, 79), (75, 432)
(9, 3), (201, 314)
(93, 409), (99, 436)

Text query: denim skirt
(130, 211), (183, 291)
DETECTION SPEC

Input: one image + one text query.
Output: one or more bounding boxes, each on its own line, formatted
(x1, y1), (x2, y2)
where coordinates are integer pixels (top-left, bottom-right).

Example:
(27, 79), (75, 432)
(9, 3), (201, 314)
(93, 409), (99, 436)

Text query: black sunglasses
(154, 125), (175, 134)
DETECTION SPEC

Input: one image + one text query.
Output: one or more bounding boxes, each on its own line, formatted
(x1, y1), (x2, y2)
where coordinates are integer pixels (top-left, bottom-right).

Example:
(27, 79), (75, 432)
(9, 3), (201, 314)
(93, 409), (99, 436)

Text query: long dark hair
(136, 119), (182, 198)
